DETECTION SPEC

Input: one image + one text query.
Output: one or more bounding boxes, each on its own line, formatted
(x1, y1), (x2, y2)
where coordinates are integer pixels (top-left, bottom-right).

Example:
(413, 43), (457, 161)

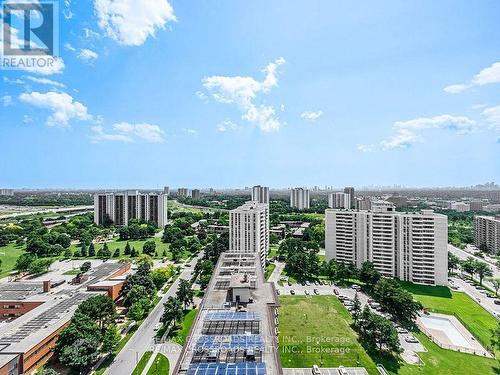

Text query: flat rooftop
(175, 252), (281, 374)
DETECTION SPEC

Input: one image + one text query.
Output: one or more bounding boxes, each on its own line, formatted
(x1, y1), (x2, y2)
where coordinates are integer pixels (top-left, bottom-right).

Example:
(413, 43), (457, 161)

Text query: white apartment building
(251, 185), (269, 204)
(328, 192), (350, 209)
(450, 201), (470, 212)
(177, 188), (189, 197)
(474, 215), (500, 253)
(94, 191), (168, 227)
(325, 207), (448, 285)
(290, 188), (310, 210)
(229, 201), (269, 267)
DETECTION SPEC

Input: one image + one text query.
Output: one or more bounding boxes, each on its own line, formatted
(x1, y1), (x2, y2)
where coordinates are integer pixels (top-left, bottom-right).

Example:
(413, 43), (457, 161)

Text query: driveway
(105, 252), (204, 375)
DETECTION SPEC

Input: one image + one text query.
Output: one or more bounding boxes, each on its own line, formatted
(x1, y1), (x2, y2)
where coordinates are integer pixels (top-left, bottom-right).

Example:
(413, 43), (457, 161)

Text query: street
(105, 252), (204, 375)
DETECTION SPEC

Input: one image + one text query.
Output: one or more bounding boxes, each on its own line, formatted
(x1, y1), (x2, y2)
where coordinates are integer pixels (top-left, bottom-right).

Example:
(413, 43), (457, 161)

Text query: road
(0, 205), (93, 220)
(448, 244), (500, 289)
(105, 252), (203, 375)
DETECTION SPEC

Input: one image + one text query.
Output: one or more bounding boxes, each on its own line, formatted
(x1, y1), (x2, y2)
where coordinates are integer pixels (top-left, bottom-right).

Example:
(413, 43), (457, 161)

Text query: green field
(265, 263), (276, 281)
(146, 353), (169, 374)
(399, 282), (498, 352)
(69, 236), (190, 261)
(0, 242), (25, 278)
(278, 296), (378, 374)
(170, 309), (197, 345)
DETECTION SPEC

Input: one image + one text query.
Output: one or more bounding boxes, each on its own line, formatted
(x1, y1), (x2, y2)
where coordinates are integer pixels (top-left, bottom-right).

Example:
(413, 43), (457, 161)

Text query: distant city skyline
(1, 1), (499, 188)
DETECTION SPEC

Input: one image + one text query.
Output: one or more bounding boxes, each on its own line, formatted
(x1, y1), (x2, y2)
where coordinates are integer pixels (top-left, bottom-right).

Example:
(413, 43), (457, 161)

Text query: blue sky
(1, 0), (499, 189)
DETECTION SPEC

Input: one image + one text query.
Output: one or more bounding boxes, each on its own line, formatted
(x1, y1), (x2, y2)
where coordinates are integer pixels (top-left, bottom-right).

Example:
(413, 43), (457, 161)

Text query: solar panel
(186, 362), (266, 375)
(195, 335), (264, 350)
(205, 312), (260, 322)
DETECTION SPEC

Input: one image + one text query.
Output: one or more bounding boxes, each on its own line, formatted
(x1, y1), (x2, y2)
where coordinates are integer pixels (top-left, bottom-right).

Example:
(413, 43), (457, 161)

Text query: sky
(1, 0), (499, 189)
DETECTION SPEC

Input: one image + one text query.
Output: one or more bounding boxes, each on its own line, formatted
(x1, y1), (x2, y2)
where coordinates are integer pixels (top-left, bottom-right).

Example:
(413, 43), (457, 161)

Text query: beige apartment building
(251, 185), (269, 204)
(290, 187), (310, 210)
(325, 207), (448, 285)
(474, 215), (500, 253)
(229, 201), (269, 267)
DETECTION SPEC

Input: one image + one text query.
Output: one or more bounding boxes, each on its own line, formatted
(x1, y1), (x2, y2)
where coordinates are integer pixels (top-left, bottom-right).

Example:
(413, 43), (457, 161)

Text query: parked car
(396, 327), (408, 334)
(405, 336), (419, 343)
(154, 323), (162, 331)
(333, 289), (339, 295)
(494, 299), (500, 305)
(313, 289), (319, 295)
(288, 281), (292, 286)
(305, 290), (310, 295)
(338, 365), (348, 375)
(276, 289), (281, 295)
(312, 365), (321, 375)
(305, 281), (311, 286)
(352, 285), (361, 291)
(290, 290), (296, 295)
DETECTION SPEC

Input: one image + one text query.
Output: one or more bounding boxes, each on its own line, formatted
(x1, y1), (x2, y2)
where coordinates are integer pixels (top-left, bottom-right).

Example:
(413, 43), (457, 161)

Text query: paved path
(105, 252), (203, 375)
(267, 261), (285, 284)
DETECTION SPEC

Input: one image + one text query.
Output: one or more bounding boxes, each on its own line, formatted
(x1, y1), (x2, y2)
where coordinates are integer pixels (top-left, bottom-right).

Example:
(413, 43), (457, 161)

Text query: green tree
(474, 261), (493, 286)
(124, 241), (131, 255)
(176, 279), (194, 310)
(161, 296), (183, 327)
(142, 240), (156, 256)
(88, 242), (96, 257)
(113, 248), (120, 257)
(130, 246), (138, 257)
(15, 253), (37, 272)
(359, 261), (381, 288)
(98, 243), (111, 259)
(38, 369), (60, 375)
(352, 292), (362, 324)
(80, 261), (91, 272)
(488, 278), (500, 296)
(492, 324), (500, 351)
(460, 257), (476, 278)
(58, 337), (100, 370)
(63, 248), (72, 259)
(100, 324), (120, 354)
(76, 295), (116, 332)
(28, 258), (53, 274)
(448, 252), (460, 273)
(127, 301), (145, 321)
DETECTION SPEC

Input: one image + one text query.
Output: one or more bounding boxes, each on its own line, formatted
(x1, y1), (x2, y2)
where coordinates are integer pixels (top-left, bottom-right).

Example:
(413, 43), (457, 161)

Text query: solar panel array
(205, 312), (260, 321)
(195, 335), (264, 350)
(0, 293), (90, 344)
(215, 281), (230, 290)
(187, 363), (266, 375)
(192, 348), (263, 364)
(202, 320), (260, 335)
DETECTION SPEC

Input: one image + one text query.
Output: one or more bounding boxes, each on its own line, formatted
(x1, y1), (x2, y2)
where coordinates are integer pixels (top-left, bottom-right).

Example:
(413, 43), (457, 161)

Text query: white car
(405, 336), (419, 343)
(305, 290), (310, 295)
(312, 365), (321, 375)
(154, 323), (162, 331)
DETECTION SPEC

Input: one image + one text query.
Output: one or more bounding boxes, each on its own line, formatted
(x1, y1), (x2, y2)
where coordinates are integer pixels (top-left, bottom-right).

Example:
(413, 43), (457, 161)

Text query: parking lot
(283, 367), (368, 375)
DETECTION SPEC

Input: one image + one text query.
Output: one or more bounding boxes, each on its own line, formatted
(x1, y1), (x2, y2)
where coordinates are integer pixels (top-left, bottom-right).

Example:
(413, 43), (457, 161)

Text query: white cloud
(77, 48), (99, 63)
(216, 120), (239, 132)
(301, 110), (323, 122)
(91, 122), (165, 143)
(83, 28), (101, 40)
(23, 115), (33, 124)
(357, 144), (375, 153)
(195, 91), (208, 101)
(202, 58), (286, 132)
(363, 114), (478, 151)
(25, 76), (65, 88)
(64, 43), (76, 51)
(3, 95), (13, 106)
(19, 91), (91, 127)
(444, 62), (500, 93)
(184, 128), (198, 136)
(483, 105), (500, 131)
(94, 0), (176, 46)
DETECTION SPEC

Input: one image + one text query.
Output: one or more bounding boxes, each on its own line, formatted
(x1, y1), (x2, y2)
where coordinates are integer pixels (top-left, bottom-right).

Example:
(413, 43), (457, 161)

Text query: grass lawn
(399, 282), (498, 352)
(265, 263), (276, 281)
(0, 242), (25, 278)
(146, 353), (169, 374)
(278, 296), (378, 374)
(69, 236), (190, 262)
(268, 245), (279, 259)
(132, 351), (153, 375)
(387, 333), (500, 375)
(170, 309), (197, 345)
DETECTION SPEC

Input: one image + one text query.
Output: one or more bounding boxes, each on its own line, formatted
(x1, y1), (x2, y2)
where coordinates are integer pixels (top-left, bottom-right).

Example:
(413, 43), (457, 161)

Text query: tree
(124, 242), (131, 255)
(137, 254), (154, 270)
(15, 253), (37, 272)
(80, 242), (88, 257)
(130, 246), (138, 257)
(88, 242), (96, 257)
(176, 279), (194, 310)
(151, 266), (175, 289)
(76, 295), (116, 332)
(113, 248), (120, 257)
(488, 278), (500, 296)
(143, 240), (156, 256)
(448, 252), (460, 274)
(100, 324), (120, 354)
(161, 296), (183, 327)
(63, 248), (72, 259)
(58, 337), (100, 370)
(80, 261), (91, 272)
(127, 301), (145, 321)
(352, 292), (362, 324)
(124, 285), (149, 306)
(28, 258), (53, 274)
(121, 274), (156, 304)
(359, 261), (381, 288)
(460, 257), (476, 278)
(97, 243), (111, 259)
(474, 261), (493, 286)
(356, 309), (401, 356)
